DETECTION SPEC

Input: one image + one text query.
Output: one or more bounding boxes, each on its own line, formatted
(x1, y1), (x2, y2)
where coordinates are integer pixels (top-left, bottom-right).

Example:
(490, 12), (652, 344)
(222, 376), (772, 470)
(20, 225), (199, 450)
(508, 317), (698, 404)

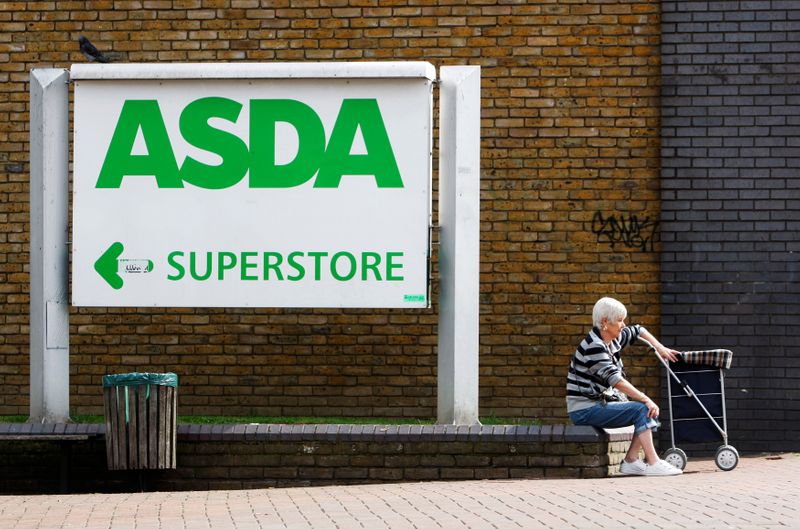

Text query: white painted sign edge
(70, 61), (437, 81)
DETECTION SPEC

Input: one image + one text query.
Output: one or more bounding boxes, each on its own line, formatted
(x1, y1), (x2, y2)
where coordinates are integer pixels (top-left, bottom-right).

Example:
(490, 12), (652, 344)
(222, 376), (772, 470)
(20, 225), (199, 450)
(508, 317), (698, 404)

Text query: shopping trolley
(639, 338), (738, 471)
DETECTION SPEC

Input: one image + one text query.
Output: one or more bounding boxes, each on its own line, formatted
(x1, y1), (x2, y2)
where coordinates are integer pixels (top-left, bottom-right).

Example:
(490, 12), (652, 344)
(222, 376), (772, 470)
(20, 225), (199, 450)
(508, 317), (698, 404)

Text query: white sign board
(71, 63), (433, 308)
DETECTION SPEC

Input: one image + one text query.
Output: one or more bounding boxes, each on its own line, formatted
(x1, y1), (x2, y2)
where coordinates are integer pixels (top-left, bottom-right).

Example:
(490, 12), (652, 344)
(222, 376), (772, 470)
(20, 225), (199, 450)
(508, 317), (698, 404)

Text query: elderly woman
(566, 297), (682, 476)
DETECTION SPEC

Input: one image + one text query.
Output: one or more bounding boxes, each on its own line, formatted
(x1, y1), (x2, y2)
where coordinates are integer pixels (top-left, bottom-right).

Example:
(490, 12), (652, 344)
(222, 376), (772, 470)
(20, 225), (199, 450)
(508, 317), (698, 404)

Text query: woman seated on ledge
(566, 297), (682, 477)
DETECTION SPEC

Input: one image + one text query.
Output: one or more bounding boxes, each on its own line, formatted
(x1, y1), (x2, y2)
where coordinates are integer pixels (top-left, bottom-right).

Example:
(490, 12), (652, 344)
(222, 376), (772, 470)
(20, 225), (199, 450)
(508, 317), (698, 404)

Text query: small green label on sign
(404, 294), (425, 303)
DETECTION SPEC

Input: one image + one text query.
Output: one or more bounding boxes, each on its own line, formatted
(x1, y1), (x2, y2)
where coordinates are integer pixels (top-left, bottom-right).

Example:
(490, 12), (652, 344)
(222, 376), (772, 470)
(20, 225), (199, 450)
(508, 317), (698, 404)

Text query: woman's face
(603, 314), (626, 342)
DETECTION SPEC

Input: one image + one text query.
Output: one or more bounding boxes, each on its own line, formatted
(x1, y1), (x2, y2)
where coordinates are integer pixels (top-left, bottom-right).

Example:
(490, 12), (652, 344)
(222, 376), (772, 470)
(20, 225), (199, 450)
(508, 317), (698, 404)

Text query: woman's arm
(638, 327), (680, 362)
(614, 378), (659, 418)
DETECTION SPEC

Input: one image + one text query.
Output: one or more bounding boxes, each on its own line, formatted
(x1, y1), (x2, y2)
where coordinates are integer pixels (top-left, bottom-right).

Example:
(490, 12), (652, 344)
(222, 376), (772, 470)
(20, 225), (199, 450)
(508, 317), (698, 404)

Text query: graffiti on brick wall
(590, 211), (659, 252)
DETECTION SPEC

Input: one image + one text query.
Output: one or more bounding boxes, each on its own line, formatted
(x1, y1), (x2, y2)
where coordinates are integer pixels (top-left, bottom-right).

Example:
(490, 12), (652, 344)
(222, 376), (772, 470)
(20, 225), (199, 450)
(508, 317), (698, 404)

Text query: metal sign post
(29, 69), (70, 423)
(437, 66), (481, 425)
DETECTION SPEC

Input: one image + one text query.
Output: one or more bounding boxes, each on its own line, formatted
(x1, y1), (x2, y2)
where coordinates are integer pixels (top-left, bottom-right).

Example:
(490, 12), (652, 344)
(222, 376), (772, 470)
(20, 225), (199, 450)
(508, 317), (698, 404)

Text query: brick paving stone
(0, 453), (798, 528)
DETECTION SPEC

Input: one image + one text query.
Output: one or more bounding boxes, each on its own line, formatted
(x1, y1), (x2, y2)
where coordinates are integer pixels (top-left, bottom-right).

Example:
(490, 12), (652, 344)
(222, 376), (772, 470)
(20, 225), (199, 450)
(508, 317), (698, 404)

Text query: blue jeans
(569, 401), (660, 436)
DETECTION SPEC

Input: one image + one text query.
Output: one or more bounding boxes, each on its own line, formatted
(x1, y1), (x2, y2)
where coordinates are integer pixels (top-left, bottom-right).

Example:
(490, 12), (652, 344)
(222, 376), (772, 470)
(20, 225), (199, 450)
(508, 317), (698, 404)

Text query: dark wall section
(660, 1), (800, 452)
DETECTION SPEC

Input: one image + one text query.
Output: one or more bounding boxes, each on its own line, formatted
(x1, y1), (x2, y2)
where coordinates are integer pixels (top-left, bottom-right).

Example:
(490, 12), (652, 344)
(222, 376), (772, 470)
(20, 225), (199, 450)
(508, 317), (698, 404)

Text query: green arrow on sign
(94, 242), (124, 290)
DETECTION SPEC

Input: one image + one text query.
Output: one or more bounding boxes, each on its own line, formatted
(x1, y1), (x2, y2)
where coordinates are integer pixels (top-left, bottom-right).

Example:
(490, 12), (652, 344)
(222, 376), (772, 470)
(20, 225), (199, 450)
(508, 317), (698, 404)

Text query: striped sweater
(565, 324), (643, 413)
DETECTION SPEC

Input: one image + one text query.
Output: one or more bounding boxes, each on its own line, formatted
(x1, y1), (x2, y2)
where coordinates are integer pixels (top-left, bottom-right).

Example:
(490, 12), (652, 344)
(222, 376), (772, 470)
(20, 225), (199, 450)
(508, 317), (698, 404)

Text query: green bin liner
(103, 373), (178, 425)
(103, 372), (178, 388)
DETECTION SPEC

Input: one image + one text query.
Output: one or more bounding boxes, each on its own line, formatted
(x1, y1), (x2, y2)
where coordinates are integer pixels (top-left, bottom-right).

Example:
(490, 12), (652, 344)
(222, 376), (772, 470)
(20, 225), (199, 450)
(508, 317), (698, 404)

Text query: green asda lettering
(167, 250), (405, 282)
(96, 98), (403, 189)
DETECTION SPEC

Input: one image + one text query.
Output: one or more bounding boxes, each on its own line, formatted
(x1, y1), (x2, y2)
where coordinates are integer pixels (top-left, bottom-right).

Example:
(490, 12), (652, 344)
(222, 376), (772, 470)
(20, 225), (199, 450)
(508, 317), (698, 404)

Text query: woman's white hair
(592, 297), (627, 329)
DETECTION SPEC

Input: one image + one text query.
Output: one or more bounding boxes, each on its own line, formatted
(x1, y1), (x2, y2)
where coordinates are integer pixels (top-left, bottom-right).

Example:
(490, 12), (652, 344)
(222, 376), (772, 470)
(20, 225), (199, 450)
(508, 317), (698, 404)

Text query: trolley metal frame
(638, 338), (738, 471)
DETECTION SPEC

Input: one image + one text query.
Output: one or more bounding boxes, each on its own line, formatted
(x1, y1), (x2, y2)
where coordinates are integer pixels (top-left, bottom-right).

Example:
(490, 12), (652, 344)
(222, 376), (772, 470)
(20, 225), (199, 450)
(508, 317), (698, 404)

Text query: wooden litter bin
(102, 372), (178, 470)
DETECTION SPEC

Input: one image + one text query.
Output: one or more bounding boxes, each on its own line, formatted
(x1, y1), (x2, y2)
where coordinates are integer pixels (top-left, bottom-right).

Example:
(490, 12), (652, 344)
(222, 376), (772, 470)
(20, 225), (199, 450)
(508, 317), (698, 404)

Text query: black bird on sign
(78, 36), (112, 63)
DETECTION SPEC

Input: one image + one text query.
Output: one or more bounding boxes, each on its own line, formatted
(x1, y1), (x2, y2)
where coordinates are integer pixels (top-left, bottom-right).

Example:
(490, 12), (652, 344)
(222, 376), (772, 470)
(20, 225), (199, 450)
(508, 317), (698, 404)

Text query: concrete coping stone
(0, 423), (625, 443)
(0, 423), (104, 437)
(603, 426), (636, 442)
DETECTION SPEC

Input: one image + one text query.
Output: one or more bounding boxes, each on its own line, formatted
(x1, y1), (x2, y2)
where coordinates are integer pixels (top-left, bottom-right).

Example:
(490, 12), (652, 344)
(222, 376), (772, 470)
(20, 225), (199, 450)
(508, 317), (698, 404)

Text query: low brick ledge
(1, 422), (618, 443)
(1, 422), (635, 491)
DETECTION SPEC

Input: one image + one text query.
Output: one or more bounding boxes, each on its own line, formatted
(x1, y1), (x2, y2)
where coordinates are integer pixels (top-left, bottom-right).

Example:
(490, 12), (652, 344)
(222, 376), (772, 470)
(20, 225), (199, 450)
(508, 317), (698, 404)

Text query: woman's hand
(614, 379), (660, 418)
(639, 328), (680, 362)
(643, 396), (660, 418)
(657, 346), (680, 363)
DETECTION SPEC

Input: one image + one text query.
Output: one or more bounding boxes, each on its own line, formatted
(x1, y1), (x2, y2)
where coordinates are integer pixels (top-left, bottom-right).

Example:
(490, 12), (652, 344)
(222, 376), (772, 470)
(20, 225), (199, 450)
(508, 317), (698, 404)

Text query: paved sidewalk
(1, 453), (797, 529)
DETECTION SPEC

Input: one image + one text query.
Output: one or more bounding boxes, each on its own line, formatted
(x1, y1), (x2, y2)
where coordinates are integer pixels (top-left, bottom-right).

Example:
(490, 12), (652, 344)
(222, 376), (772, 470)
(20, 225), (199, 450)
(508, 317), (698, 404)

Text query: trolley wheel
(663, 448), (688, 470)
(715, 445), (739, 471)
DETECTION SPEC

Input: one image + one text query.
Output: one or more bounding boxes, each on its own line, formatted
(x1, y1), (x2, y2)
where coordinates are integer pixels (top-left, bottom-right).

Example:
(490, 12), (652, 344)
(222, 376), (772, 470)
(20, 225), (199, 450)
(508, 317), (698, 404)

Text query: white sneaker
(644, 459), (683, 476)
(619, 459), (647, 476)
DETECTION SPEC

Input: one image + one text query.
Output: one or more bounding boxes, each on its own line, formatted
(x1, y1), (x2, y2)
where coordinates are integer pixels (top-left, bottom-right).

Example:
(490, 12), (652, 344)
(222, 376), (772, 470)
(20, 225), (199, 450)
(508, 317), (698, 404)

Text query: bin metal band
(103, 372), (178, 388)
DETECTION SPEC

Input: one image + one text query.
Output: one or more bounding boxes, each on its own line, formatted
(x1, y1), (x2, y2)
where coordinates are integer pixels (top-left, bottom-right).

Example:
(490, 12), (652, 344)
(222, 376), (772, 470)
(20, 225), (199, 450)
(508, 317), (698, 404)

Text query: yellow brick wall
(0, 0), (663, 420)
